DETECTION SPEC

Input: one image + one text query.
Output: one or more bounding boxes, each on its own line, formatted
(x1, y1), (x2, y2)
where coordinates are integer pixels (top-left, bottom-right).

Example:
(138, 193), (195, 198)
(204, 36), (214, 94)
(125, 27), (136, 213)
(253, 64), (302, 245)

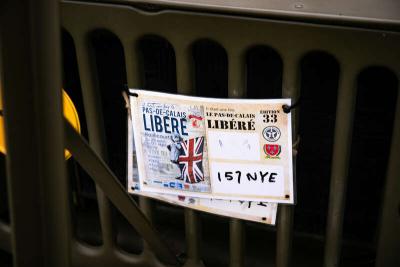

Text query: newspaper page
(130, 89), (294, 203)
(127, 113), (277, 225)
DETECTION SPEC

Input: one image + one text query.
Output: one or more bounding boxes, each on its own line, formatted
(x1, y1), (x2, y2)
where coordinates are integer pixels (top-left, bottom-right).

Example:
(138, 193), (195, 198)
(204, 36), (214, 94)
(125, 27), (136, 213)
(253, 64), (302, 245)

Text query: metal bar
(184, 209), (202, 266)
(74, 33), (115, 248)
(375, 85), (400, 267)
(323, 66), (358, 267)
(95, 189), (114, 248)
(78, 0), (400, 31)
(122, 36), (156, 225)
(122, 37), (166, 266)
(0, 222), (11, 252)
(0, 0), (70, 266)
(123, 34), (167, 260)
(123, 40), (154, 226)
(227, 49), (246, 267)
(0, 18), (10, 257)
(175, 43), (194, 95)
(276, 54), (299, 267)
(139, 196), (154, 221)
(64, 120), (179, 265)
(229, 219), (245, 267)
(276, 207), (294, 267)
(174, 42), (204, 267)
(122, 37), (142, 88)
(227, 50), (246, 99)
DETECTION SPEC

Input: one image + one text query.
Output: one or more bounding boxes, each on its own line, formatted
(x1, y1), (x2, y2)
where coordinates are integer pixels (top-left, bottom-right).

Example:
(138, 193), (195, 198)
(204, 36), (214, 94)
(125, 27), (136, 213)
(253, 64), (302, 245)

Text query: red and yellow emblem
(263, 144), (281, 159)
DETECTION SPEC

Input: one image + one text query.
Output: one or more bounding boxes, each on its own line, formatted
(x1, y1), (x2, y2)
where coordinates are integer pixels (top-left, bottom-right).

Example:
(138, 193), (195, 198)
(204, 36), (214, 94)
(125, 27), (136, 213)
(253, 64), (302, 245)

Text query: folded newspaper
(127, 111), (277, 225)
(126, 89), (295, 224)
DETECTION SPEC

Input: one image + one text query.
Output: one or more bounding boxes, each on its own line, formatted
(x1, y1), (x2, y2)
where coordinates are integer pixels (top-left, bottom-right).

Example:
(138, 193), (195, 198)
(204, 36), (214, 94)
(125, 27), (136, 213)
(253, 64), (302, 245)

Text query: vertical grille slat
(276, 207), (294, 267)
(62, 29), (105, 248)
(74, 33), (108, 160)
(184, 209), (203, 264)
(0, 155), (10, 254)
(227, 47), (246, 267)
(227, 48), (246, 98)
(276, 53), (300, 267)
(0, 223), (11, 253)
(122, 36), (142, 88)
(139, 197), (154, 226)
(1, 1), (70, 266)
(90, 31), (147, 255)
(229, 219), (245, 267)
(323, 66), (359, 267)
(174, 42), (193, 94)
(74, 32), (115, 251)
(96, 190), (115, 249)
(122, 35), (163, 261)
(174, 41), (204, 265)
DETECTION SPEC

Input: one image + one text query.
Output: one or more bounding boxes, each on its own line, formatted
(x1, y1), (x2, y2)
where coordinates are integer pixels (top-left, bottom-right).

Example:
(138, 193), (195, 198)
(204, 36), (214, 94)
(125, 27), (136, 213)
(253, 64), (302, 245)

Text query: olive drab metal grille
(0, 1), (399, 267)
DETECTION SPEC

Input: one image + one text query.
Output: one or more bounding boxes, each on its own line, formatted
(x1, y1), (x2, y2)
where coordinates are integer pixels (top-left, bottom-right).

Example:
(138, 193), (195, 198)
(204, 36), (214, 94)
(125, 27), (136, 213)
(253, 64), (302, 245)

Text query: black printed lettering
(260, 171), (269, 183)
(246, 172), (257, 181)
(216, 171), (278, 184)
(269, 173), (277, 183)
(236, 171), (241, 184)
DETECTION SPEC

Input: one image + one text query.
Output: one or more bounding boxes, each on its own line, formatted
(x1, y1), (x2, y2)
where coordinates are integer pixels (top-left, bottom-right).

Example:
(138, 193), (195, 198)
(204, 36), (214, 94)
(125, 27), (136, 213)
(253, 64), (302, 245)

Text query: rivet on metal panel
(282, 96), (301, 113)
(294, 3), (304, 9)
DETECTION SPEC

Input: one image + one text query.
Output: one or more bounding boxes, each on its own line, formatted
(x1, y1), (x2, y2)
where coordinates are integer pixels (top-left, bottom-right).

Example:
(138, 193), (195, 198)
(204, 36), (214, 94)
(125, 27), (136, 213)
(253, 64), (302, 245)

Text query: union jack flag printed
(178, 137), (205, 184)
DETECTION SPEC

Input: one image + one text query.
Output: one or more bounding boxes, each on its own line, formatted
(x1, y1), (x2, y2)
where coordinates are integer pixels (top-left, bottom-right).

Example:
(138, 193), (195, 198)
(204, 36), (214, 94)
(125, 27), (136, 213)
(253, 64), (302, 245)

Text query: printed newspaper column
(130, 89), (294, 203)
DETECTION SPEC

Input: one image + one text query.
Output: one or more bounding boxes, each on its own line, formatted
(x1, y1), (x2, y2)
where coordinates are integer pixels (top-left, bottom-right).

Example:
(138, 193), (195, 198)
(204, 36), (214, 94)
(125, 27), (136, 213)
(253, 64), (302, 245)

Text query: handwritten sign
(129, 89), (294, 203)
(127, 114), (277, 224)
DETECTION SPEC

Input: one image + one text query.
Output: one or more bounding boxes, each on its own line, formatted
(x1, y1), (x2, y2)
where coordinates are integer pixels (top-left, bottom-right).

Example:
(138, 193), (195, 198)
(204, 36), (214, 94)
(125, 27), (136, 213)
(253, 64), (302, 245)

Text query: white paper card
(129, 89), (294, 203)
(127, 113), (278, 224)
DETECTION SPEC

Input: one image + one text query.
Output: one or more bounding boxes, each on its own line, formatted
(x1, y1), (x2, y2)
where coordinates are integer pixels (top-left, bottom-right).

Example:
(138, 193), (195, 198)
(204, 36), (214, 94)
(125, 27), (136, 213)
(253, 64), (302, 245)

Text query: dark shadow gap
(138, 35), (186, 256)
(0, 250), (13, 267)
(341, 66), (398, 267)
(0, 155), (9, 224)
(295, 51), (340, 236)
(139, 35), (177, 93)
(62, 29), (103, 246)
(91, 29), (144, 254)
(192, 40), (228, 98)
(246, 45), (283, 98)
